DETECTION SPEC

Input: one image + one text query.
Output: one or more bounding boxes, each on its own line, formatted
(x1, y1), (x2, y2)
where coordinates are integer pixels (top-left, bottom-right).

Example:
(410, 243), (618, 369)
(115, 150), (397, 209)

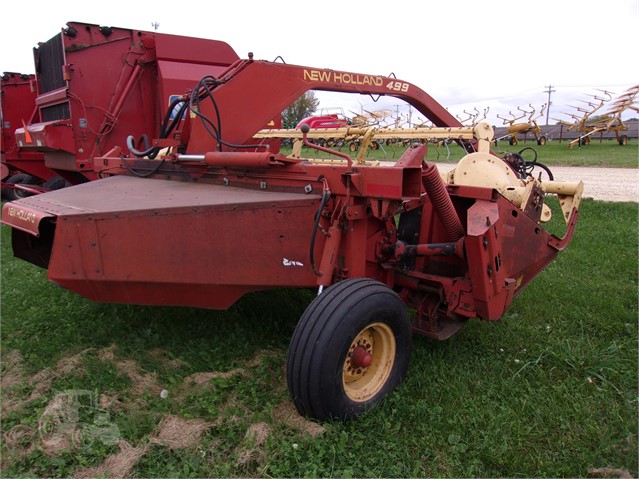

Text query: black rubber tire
(537, 136), (547, 146)
(533, 162), (554, 181)
(286, 278), (412, 421)
(42, 176), (72, 191)
(2, 173), (38, 201)
(618, 135), (628, 146)
(509, 136), (517, 146)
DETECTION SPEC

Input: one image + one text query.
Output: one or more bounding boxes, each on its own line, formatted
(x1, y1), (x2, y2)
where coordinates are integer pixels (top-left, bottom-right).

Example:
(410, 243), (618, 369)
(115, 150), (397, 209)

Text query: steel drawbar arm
(185, 59), (463, 154)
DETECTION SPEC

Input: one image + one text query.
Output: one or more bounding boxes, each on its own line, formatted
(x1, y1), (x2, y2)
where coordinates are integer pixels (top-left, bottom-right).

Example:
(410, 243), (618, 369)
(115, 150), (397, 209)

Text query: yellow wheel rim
(342, 322), (396, 403)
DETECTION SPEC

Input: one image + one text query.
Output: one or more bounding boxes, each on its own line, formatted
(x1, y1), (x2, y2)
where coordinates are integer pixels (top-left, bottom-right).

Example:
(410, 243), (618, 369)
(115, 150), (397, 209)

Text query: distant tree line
(281, 92), (319, 129)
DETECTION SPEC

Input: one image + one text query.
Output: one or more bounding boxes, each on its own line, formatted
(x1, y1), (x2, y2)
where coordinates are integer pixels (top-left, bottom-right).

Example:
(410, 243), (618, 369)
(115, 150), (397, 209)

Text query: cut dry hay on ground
(272, 401), (325, 438)
(149, 415), (214, 450)
(588, 468), (633, 479)
(73, 440), (149, 479)
(236, 422), (272, 467)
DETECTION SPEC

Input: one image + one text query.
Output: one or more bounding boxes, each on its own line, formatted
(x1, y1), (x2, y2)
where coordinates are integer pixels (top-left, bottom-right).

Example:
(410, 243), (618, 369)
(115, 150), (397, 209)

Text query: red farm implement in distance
(1, 72), (53, 200)
(1, 47), (583, 421)
(2, 22), (242, 199)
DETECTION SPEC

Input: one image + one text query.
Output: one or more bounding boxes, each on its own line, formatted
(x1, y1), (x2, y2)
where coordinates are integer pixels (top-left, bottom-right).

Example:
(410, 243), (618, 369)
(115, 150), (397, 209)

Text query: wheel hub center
(350, 346), (372, 369)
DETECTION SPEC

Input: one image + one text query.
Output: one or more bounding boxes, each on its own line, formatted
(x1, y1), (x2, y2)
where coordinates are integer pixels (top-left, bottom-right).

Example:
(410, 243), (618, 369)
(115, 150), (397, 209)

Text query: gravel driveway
(433, 164), (638, 203)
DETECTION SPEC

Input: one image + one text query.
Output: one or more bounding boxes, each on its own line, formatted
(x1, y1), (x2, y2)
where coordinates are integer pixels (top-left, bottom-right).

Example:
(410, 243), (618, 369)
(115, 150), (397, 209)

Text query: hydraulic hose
(505, 147), (554, 181)
(126, 134), (157, 158)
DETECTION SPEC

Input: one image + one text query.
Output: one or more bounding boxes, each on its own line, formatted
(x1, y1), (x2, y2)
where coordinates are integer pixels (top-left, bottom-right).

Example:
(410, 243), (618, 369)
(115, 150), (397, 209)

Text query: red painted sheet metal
(463, 193), (561, 320)
(157, 60), (231, 93)
(17, 22), (241, 178)
(186, 61), (462, 154)
(10, 175), (318, 214)
(16, 120), (76, 154)
(0, 158), (55, 181)
(153, 34), (238, 66)
(1, 202), (54, 236)
(1, 72), (51, 179)
(10, 175), (323, 309)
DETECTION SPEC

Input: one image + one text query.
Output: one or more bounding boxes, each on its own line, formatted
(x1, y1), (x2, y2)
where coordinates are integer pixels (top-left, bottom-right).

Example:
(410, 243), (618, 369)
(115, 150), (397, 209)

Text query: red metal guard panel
(8, 176), (322, 309)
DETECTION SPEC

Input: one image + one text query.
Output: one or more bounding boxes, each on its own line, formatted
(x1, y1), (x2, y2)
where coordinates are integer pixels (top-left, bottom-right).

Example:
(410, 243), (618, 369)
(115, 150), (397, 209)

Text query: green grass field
(1, 184), (637, 474)
(285, 139), (638, 168)
(1, 200), (638, 477)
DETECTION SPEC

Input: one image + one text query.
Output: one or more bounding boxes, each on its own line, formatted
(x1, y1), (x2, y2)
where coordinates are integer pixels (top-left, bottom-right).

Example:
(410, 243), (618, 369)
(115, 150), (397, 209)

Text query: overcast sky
(2, 0), (637, 127)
